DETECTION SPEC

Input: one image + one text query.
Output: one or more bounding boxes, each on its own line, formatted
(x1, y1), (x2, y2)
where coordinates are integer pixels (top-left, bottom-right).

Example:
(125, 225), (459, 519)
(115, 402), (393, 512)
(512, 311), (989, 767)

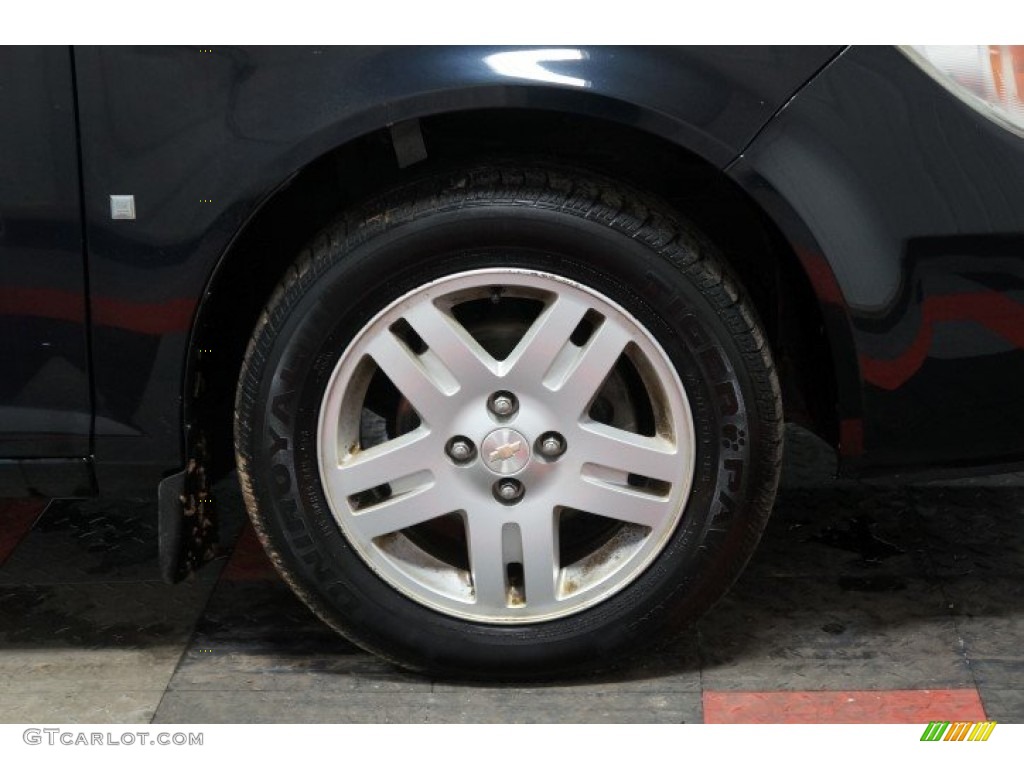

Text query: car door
(0, 47), (91, 469)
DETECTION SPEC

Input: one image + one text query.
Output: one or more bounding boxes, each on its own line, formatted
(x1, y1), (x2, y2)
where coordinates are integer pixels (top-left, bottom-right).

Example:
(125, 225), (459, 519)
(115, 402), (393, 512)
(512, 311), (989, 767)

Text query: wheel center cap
(481, 428), (531, 475)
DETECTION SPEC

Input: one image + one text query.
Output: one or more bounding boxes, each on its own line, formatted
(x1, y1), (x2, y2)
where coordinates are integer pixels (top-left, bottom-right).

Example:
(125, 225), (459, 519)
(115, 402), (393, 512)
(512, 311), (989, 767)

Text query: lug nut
(494, 478), (525, 504)
(488, 391), (518, 418)
(537, 432), (566, 459)
(446, 437), (475, 464)
(497, 481), (518, 500)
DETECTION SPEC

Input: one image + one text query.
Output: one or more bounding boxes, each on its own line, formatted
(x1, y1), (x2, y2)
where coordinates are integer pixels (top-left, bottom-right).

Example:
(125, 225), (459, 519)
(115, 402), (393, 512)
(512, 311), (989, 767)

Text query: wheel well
(190, 108), (839, 482)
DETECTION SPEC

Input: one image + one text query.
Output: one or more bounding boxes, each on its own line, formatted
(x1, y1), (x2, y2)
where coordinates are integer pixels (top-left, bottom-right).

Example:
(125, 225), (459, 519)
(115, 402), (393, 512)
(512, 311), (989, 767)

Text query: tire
(235, 164), (783, 679)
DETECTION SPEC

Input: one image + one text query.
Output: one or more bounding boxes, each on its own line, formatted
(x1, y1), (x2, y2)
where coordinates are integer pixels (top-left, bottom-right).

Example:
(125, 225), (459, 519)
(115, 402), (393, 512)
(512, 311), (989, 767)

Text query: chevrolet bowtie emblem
(488, 441), (523, 463)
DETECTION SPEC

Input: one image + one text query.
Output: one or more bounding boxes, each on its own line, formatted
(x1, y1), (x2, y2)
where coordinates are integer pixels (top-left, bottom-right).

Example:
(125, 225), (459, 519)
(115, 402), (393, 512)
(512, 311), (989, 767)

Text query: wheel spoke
(330, 428), (433, 496)
(566, 476), (673, 528)
(347, 484), (452, 539)
(575, 422), (681, 483)
(504, 294), (589, 382)
(520, 509), (559, 607)
(404, 300), (496, 385)
(365, 331), (456, 424)
(467, 518), (508, 608)
(554, 318), (632, 414)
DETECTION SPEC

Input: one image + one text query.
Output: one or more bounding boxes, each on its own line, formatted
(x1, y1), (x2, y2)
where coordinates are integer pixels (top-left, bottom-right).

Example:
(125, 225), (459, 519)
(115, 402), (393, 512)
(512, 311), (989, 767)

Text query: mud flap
(157, 433), (218, 583)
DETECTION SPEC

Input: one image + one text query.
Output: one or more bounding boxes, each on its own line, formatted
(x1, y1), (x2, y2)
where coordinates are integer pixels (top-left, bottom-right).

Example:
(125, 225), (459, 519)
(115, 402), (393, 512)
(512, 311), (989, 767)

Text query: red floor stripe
(0, 499), (46, 566)
(220, 523), (280, 582)
(703, 689), (987, 724)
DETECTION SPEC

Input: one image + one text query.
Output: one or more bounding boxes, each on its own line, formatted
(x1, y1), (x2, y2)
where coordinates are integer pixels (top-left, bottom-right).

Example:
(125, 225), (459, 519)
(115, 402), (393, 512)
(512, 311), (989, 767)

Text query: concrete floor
(1, 426), (1022, 723)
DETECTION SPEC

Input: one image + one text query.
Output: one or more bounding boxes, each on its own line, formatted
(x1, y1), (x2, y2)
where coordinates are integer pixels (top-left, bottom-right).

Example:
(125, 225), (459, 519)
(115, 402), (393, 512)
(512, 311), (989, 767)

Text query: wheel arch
(183, 105), (845, 498)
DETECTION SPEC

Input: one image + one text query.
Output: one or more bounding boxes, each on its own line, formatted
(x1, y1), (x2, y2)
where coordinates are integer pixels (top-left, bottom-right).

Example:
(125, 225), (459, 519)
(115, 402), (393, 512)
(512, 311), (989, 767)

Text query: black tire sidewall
(241, 201), (770, 677)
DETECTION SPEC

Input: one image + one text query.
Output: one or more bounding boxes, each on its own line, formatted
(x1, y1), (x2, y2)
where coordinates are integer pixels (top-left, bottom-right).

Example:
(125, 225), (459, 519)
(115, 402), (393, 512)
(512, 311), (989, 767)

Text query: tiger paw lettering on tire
(235, 165), (783, 679)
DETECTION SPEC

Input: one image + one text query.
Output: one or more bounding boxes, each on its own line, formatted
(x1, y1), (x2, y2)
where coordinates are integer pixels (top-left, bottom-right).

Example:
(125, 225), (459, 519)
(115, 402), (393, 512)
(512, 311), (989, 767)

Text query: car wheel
(235, 164), (782, 678)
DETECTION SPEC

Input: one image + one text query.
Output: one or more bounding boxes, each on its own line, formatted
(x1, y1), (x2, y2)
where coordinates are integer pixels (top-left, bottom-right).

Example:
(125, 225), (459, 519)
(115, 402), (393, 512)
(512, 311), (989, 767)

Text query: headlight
(902, 45), (1024, 137)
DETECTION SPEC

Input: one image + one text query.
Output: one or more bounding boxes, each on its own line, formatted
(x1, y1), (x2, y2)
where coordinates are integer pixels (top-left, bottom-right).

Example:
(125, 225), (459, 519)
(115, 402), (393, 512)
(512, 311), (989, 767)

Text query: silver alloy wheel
(317, 269), (696, 623)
